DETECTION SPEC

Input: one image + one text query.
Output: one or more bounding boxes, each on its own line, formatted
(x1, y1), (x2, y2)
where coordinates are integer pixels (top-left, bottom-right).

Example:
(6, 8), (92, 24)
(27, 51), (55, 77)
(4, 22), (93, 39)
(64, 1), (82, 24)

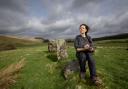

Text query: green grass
(0, 39), (128, 89)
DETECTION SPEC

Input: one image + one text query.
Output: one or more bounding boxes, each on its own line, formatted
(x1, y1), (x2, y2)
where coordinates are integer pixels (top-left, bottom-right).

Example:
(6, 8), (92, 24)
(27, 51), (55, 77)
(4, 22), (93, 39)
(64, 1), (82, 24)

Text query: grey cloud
(0, 10), (28, 27)
(0, 0), (27, 13)
(0, 0), (29, 35)
(90, 12), (128, 38)
(71, 0), (101, 8)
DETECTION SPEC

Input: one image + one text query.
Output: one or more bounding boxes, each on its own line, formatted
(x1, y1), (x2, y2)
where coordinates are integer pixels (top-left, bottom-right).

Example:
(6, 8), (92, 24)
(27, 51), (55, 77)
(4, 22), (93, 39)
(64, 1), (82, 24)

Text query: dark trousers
(76, 52), (96, 79)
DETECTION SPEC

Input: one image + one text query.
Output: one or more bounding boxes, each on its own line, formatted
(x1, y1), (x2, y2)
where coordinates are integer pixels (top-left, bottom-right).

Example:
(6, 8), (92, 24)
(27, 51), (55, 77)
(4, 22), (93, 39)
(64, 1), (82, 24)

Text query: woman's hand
(89, 47), (95, 52)
(76, 44), (89, 52)
(84, 44), (90, 49)
(76, 44), (94, 52)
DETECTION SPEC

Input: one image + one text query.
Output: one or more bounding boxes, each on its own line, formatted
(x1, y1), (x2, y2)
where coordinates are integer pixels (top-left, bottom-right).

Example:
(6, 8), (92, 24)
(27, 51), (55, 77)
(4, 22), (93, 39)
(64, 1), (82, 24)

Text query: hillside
(93, 33), (128, 41)
(0, 35), (43, 51)
(65, 33), (128, 43)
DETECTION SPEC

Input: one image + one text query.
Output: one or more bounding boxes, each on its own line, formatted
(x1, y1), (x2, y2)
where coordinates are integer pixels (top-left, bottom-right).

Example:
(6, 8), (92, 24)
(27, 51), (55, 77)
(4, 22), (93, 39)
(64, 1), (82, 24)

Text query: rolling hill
(0, 35), (43, 51)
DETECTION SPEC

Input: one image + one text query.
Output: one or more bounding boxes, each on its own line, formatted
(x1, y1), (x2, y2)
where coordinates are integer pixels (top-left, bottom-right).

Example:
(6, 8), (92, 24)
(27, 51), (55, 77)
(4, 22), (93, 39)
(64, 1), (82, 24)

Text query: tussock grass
(0, 59), (25, 89)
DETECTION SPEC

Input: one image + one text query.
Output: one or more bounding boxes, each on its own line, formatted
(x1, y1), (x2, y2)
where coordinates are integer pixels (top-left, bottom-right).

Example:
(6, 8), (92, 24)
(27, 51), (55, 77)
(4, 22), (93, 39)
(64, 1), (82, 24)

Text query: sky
(0, 0), (128, 39)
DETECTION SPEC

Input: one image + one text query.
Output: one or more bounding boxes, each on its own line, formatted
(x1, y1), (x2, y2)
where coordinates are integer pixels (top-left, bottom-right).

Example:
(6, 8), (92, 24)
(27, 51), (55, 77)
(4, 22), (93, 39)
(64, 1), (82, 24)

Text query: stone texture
(48, 39), (68, 60)
(63, 60), (80, 79)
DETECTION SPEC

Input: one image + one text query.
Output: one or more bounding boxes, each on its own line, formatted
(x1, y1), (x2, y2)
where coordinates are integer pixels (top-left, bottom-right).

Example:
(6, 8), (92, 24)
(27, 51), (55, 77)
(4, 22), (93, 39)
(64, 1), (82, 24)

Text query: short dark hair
(79, 24), (90, 34)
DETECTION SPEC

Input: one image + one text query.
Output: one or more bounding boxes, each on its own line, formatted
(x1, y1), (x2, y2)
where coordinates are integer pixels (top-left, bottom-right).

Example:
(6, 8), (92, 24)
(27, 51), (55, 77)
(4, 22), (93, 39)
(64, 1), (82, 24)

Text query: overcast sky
(0, 0), (128, 39)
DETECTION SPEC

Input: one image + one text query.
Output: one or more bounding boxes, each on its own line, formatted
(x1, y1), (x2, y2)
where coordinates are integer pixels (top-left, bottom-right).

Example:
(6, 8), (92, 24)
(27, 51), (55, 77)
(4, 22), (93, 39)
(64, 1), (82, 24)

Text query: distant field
(0, 35), (43, 51)
(94, 38), (128, 47)
(0, 37), (128, 89)
(0, 35), (42, 47)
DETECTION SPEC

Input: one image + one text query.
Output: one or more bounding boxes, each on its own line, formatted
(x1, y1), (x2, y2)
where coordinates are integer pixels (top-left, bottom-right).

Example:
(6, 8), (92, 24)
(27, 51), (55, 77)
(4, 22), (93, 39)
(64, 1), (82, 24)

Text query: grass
(0, 59), (25, 89)
(0, 39), (128, 89)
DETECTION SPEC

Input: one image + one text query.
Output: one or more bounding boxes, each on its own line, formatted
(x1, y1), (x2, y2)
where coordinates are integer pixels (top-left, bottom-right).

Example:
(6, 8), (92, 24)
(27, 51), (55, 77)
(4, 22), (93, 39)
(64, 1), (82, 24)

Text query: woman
(74, 24), (98, 84)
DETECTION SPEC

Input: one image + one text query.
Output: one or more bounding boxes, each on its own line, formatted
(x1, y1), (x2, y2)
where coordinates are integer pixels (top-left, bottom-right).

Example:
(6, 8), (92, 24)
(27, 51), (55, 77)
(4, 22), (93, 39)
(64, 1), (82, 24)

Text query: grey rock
(64, 60), (80, 79)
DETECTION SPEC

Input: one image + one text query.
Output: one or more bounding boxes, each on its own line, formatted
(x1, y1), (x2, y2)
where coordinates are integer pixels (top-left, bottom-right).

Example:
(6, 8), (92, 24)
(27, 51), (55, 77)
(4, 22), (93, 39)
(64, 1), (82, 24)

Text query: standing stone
(56, 39), (68, 60)
(48, 40), (57, 52)
(48, 39), (68, 60)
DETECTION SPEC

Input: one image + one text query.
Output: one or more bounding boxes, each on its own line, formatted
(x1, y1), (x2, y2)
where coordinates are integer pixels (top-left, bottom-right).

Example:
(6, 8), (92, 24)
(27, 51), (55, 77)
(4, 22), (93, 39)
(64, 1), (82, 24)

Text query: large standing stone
(56, 39), (68, 60)
(48, 39), (68, 60)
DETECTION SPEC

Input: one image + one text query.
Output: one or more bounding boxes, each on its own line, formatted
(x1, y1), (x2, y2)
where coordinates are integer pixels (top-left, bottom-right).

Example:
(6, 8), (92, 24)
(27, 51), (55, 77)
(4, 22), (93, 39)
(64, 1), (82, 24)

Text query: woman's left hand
(89, 47), (95, 52)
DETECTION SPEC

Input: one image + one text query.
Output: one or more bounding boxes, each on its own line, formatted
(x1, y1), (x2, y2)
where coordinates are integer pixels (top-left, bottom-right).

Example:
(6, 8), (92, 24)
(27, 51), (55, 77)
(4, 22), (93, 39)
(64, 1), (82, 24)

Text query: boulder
(63, 60), (80, 79)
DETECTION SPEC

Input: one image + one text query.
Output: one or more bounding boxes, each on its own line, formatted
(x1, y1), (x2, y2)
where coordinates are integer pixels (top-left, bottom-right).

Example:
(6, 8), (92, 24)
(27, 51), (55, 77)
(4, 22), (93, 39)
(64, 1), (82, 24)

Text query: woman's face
(80, 25), (87, 34)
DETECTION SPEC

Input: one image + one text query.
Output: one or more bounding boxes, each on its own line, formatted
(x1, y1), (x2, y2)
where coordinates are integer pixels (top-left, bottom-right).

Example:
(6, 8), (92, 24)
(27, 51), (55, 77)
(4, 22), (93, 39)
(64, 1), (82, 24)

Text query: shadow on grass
(43, 51), (50, 54)
(46, 53), (58, 62)
(43, 50), (58, 62)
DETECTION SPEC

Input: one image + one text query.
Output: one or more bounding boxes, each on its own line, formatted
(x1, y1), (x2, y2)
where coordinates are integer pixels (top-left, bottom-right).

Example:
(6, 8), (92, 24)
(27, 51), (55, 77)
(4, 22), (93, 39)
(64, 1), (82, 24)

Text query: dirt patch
(0, 59), (25, 89)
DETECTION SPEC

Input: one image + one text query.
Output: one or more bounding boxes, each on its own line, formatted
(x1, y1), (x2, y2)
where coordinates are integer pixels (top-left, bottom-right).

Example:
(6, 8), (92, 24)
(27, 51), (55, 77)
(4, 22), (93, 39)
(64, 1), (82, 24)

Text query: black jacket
(74, 34), (94, 51)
